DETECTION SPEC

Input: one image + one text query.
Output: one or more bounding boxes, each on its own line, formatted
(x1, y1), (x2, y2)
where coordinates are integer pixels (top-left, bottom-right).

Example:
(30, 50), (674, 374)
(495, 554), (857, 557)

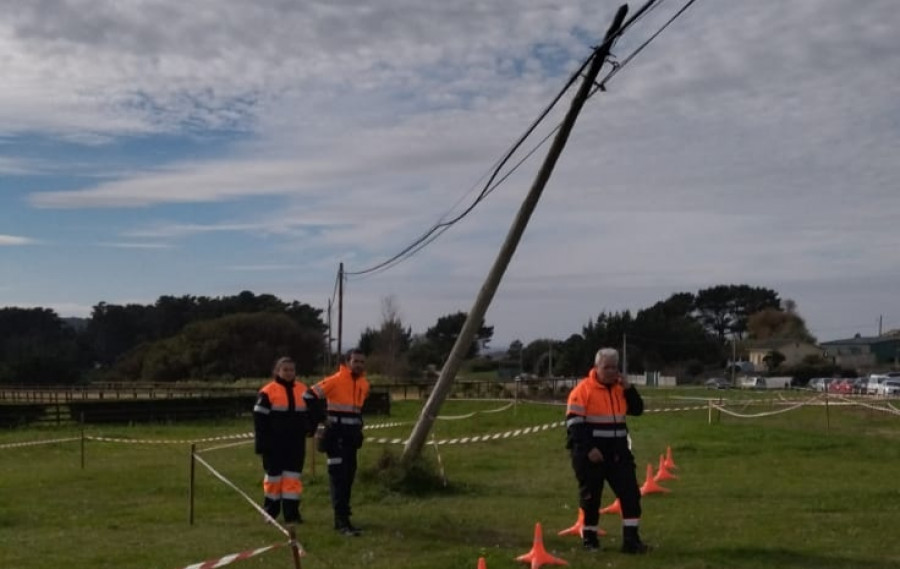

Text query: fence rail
(0, 383), (258, 403)
(0, 384), (393, 428)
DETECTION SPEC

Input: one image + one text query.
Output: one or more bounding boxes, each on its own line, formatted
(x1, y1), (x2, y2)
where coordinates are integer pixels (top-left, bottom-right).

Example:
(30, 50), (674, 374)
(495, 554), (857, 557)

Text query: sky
(2, 0), (898, 350)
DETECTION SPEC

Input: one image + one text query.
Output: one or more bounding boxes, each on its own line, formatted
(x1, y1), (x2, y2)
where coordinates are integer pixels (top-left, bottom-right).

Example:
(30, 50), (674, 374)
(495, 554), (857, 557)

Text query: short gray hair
(594, 348), (619, 366)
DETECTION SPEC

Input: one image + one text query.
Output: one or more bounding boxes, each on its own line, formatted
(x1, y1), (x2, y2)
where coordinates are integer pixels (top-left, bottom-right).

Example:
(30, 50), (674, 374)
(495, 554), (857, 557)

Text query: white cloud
(3, 1), (899, 346)
(224, 264), (297, 272)
(2, 0), (609, 137)
(96, 242), (174, 249)
(0, 234), (36, 245)
(0, 156), (39, 174)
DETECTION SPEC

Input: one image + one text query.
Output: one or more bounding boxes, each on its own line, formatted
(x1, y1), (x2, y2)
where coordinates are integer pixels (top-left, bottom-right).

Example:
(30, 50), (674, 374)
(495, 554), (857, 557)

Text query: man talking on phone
(565, 347), (649, 554)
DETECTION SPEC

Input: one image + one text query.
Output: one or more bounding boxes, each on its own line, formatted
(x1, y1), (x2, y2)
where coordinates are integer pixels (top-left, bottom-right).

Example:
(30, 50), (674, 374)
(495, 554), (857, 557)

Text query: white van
(739, 376), (766, 389)
(865, 374), (888, 395)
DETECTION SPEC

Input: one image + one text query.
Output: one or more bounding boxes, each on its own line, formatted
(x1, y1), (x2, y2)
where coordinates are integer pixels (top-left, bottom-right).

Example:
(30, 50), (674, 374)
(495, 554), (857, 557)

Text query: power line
(597, 0), (697, 91)
(345, 0), (696, 279)
(345, 55), (591, 278)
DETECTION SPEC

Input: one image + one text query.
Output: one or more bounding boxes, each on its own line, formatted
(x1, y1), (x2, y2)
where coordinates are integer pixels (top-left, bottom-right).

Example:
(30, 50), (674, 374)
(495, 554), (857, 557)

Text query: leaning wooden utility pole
(402, 3), (631, 464)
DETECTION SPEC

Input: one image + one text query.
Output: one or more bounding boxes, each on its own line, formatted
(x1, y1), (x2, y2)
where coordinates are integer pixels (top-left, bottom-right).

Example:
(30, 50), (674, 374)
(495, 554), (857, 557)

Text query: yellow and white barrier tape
(369, 421), (565, 445)
(646, 406), (707, 413)
(0, 436), (80, 450)
(710, 394), (832, 418)
(435, 400), (516, 420)
(833, 396), (900, 416)
(0, 402), (708, 450)
(87, 432), (254, 445)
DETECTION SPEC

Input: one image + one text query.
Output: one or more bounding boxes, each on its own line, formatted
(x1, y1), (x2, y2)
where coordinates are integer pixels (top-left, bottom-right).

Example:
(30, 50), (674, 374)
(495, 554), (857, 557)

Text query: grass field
(1, 391), (899, 569)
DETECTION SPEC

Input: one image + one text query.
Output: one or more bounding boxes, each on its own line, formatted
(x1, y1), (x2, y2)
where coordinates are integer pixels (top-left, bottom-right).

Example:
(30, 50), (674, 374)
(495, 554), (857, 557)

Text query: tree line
(357, 285), (829, 381)
(0, 284), (826, 385)
(0, 291), (325, 384)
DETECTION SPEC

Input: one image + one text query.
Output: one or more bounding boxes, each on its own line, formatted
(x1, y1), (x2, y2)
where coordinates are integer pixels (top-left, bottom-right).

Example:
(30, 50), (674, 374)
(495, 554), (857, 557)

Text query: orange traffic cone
(558, 508), (607, 537)
(640, 463), (670, 495)
(654, 454), (678, 482)
(664, 445), (678, 470)
(515, 523), (568, 569)
(600, 498), (621, 516)
(478, 557), (487, 569)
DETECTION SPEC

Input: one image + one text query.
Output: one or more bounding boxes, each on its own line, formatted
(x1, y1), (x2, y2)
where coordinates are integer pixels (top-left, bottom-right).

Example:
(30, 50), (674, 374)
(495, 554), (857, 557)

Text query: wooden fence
(0, 383), (392, 428)
(0, 376), (597, 428)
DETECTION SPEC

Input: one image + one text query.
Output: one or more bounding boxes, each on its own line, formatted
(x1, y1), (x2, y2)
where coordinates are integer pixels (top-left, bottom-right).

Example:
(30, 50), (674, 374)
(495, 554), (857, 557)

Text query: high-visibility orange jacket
(253, 378), (311, 455)
(306, 364), (370, 429)
(565, 368), (643, 455)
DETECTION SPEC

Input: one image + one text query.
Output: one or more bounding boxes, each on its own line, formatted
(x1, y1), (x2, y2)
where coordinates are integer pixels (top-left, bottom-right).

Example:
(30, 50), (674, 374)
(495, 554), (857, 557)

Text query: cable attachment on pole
(584, 52), (621, 92)
(605, 53), (621, 72)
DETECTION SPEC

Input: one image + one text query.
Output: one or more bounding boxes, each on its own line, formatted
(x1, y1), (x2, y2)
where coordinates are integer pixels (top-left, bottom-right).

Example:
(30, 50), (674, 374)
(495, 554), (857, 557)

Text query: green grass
(1, 395), (899, 568)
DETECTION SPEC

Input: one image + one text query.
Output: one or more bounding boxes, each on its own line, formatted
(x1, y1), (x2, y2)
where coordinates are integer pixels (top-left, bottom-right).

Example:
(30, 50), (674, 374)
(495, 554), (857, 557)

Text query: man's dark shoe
(621, 540), (651, 554)
(335, 518), (362, 536)
(622, 526), (650, 554)
(582, 529), (600, 551)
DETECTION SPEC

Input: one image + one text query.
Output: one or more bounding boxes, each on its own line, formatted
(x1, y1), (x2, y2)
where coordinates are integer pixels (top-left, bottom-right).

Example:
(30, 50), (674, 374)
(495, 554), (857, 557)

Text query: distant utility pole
(402, 4), (631, 464)
(731, 337), (737, 386)
(879, 314), (883, 337)
(548, 341), (553, 378)
(622, 333), (628, 376)
(326, 298), (333, 369)
(337, 262), (344, 358)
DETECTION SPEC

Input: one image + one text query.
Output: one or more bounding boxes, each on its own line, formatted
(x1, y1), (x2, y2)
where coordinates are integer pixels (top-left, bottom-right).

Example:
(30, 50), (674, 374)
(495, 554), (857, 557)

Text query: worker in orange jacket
(304, 349), (370, 536)
(566, 347), (649, 554)
(253, 356), (312, 526)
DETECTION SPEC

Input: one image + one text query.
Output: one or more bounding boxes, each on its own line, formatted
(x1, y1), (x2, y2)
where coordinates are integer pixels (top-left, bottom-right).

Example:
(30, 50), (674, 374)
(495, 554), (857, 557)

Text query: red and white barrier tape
(191, 453), (290, 538)
(178, 542), (285, 569)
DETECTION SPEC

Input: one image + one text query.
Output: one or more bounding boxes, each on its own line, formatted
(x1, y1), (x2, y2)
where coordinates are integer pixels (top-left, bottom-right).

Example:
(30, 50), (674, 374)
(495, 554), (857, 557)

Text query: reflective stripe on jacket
(253, 378), (310, 455)
(565, 368), (643, 453)
(310, 365), (370, 418)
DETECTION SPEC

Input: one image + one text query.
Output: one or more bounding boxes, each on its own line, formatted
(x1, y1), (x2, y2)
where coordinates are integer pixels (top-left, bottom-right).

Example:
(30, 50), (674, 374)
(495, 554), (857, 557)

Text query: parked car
(704, 377), (731, 389)
(808, 378), (829, 392)
(877, 379), (900, 396)
(828, 379), (853, 395)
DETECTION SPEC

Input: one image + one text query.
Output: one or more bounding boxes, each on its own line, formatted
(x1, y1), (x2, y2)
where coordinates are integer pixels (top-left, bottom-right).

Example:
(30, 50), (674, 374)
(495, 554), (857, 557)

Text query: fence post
(80, 417), (86, 470)
(189, 443), (196, 525)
